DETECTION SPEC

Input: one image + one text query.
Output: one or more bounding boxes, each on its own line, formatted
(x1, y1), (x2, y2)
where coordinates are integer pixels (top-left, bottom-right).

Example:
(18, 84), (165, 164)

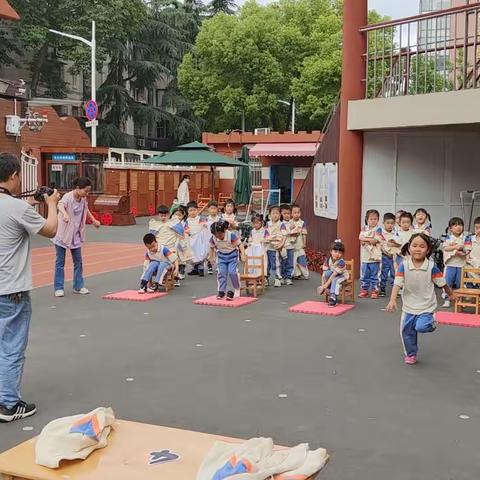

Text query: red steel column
(338, 0), (367, 270)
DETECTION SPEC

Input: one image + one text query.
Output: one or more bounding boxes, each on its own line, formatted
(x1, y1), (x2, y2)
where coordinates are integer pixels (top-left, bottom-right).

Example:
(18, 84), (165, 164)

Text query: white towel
(197, 437), (328, 480)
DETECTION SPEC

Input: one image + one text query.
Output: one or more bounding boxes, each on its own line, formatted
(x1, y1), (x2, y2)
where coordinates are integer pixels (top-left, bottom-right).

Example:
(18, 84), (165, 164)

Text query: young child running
(317, 240), (349, 307)
(139, 233), (179, 293)
(359, 209), (383, 298)
(247, 214), (269, 279)
(291, 204), (309, 279)
(413, 208), (432, 236)
(386, 233), (454, 365)
(266, 205), (287, 287)
(206, 200), (222, 275)
(209, 220), (246, 300)
(280, 204), (295, 285)
(379, 212), (397, 297)
(441, 217), (471, 308)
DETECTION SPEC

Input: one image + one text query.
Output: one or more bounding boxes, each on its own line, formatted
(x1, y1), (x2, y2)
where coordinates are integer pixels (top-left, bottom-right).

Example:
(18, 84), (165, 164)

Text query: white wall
(362, 129), (480, 236)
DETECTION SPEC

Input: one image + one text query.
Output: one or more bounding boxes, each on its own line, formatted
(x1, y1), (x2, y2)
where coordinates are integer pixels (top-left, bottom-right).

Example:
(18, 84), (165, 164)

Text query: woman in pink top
(53, 177), (100, 297)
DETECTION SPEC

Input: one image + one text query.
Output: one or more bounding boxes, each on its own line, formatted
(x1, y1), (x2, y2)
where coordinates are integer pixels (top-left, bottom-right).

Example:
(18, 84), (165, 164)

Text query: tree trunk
(30, 42), (49, 97)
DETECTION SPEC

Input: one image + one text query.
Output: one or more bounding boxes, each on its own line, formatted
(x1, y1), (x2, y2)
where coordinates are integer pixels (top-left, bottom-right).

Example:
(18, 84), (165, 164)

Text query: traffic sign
(85, 119), (99, 128)
(85, 100), (98, 121)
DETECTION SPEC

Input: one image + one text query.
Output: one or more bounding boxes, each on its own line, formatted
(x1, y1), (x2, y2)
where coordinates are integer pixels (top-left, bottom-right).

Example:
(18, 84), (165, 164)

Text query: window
(156, 121), (167, 138)
(248, 156), (262, 188)
(83, 162), (103, 192)
(48, 164), (80, 190)
(156, 89), (165, 107)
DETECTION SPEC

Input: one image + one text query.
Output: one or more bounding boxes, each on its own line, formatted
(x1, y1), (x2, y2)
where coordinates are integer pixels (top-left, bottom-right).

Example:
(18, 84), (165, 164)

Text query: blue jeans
(54, 245), (84, 291)
(380, 254), (395, 290)
(401, 312), (436, 357)
(141, 260), (171, 284)
(0, 293), (31, 408)
(360, 262), (380, 291)
(217, 253), (240, 293)
(444, 266), (462, 289)
(322, 270), (348, 295)
(281, 249), (294, 280)
(267, 250), (281, 279)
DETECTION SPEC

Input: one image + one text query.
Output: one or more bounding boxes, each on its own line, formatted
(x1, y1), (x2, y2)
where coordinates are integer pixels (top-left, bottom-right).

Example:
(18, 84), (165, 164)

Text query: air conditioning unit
(138, 138), (146, 148)
(5, 115), (21, 136)
(254, 128), (271, 135)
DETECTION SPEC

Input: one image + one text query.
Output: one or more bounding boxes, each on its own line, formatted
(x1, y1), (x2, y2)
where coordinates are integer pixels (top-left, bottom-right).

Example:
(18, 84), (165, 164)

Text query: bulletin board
(313, 163), (338, 219)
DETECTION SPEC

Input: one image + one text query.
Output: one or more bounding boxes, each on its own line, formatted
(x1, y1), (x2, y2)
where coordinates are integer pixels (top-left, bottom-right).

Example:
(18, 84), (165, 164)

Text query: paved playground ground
(1, 220), (479, 480)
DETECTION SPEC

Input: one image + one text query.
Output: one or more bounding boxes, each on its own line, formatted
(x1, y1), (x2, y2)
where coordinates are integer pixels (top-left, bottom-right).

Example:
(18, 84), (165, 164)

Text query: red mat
(102, 290), (168, 302)
(289, 301), (355, 317)
(193, 295), (258, 308)
(435, 311), (480, 328)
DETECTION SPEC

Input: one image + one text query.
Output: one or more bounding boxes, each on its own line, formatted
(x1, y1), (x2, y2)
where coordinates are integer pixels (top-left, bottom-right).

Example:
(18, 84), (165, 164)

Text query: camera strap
(0, 186), (12, 196)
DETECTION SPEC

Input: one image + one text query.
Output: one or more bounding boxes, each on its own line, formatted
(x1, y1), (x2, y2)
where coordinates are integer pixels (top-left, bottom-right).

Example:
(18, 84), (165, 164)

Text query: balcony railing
(361, 3), (480, 99)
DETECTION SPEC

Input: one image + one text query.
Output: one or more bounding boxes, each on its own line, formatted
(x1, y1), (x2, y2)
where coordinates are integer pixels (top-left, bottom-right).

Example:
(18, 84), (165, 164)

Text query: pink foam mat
(193, 295), (258, 308)
(289, 301), (355, 317)
(102, 290), (168, 302)
(435, 311), (480, 328)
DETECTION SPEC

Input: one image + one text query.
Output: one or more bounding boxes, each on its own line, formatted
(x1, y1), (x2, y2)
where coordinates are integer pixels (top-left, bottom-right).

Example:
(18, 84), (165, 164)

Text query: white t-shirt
(0, 195), (46, 295)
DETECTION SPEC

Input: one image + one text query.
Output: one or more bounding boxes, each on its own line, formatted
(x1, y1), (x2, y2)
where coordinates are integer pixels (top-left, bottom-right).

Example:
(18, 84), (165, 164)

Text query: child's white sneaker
(274, 278), (282, 287)
(442, 299), (451, 308)
(234, 289), (241, 298)
(54, 290), (64, 298)
(73, 288), (89, 295)
(286, 278), (293, 285)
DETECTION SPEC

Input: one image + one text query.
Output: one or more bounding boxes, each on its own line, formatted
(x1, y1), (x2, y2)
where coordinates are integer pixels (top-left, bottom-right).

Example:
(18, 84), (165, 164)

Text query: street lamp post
(49, 20), (97, 147)
(278, 99), (296, 133)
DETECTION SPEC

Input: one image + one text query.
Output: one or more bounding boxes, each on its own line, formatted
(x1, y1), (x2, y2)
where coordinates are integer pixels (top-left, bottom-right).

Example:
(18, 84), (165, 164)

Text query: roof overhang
(249, 143), (320, 157)
(0, 0), (20, 20)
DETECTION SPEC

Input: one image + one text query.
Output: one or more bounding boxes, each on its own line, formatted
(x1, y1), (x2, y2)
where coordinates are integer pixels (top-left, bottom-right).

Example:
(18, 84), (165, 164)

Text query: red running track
(32, 242), (145, 289)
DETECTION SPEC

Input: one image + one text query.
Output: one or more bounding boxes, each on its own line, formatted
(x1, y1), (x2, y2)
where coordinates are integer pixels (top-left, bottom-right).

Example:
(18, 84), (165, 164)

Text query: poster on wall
(313, 163), (338, 219)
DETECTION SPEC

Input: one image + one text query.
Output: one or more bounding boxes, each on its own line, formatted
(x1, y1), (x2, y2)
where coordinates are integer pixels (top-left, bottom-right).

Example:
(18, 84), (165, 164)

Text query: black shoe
(0, 401), (36, 423)
(174, 278), (181, 287)
(328, 294), (337, 308)
(207, 268), (213, 275)
(198, 270), (205, 277)
(188, 269), (199, 276)
(217, 291), (226, 300)
(379, 289), (386, 297)
(226, 291), (234, 301)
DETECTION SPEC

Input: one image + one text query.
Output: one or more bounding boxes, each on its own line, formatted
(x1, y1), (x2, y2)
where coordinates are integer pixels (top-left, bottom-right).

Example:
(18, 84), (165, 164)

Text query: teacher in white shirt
(177, 175), (190, 206)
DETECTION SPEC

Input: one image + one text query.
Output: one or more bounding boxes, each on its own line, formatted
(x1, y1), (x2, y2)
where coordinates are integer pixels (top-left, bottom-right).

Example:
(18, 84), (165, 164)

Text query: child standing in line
(317, 240), (349, 307)
(139, 233), (179, 293)
(389, 212), (414, 269)
(386, 233), (454, 365)
(291, 204), (309, 280)
(206, 200), (222, 275)
(467, 217), (480, 269)
(223, 199), (239, 232)
(171, 206), (192, 280)
(441, 217), (471, 307)
(395, 210), (405, 233)
(413, 208), (432, 236)
(209, 221), (246, 301)
(186, 201), (210, 277)
(280, 204), (295, 285)
(379, 212), (397, 297)
(247, 214), (269, 279)
(359, 209), (383, 298)
(266, 205), (287, 287)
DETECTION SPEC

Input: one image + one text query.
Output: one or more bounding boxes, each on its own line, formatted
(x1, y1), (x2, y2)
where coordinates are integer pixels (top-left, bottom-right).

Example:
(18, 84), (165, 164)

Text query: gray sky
(368, 0), (419, 18)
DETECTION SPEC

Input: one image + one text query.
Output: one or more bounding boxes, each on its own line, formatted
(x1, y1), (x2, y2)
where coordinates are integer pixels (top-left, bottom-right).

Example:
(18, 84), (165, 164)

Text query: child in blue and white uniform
(186, 201), (210, 276)
(379, 212), (397, 297)
(441, 217), (471, 308)
(280, 204), (295, 285)
(265, 205), (287, 287)
(246, 214), (269, 278)
(171, 206), (192, 280)
(206, 200), (223, 275)
(387, 233), (454, 365)
(291, 204), (309, 280)
(209, 220), (246, 300)
(139, 233), (178, 293)
(358, 209), (383, 298)
(413, 208), (432, 236)
(317, 240), (349, 307)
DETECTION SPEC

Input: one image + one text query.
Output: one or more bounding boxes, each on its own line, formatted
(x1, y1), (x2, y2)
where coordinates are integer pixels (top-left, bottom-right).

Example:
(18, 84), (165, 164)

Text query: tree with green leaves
(209, 0), (237, 16)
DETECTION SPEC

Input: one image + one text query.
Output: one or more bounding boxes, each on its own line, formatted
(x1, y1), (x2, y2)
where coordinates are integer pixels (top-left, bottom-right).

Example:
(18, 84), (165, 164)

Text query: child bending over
(386, 233), (454, 365)
(317, 240), (349, 307)
(139, 233), (179, 293)
(209, 221), (246, 301)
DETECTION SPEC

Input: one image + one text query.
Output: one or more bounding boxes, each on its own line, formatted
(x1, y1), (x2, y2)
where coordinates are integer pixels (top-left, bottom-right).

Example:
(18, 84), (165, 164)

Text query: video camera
(32, 186), (55, 202)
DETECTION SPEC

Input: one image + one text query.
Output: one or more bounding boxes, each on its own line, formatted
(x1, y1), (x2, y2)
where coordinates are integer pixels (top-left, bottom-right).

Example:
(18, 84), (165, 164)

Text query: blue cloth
(217, 251), (240, 293)
(54, 244), (84, 291)
(360, 262), (380, 291)
(322, 270), (348, 295)
(0, 293), (31, 409)
(281, 249), (294, 280)
(141, 260), (171, 284)
(444, 266), (462, 289)
(267, 250), (281, 279)
(380, 254), (395, 290)
(401, 312), (436, 357)
(213, 457), (249, 480)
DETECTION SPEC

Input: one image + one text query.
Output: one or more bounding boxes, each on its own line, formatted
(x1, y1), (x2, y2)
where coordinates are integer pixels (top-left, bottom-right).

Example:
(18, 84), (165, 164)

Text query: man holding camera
(0, 152), (60, 422)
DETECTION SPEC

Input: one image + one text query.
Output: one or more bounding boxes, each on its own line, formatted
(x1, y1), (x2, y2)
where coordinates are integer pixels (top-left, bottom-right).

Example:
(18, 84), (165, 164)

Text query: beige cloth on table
(35, 407), (115, 469)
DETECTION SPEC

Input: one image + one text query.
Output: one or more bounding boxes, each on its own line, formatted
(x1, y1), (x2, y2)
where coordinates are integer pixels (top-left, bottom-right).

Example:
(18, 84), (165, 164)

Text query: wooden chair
(218, 193), (230, 205)
(454, 267), (480, 314)
(164, 268), (176, 292)
(240, 256), (266, 297)
(323, 259), (355, 304)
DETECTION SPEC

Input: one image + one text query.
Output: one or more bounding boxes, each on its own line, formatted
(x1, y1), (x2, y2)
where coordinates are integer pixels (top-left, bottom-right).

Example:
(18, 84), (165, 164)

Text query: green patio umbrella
(145, 142), (246, 197)
(234, 145), (252, 206)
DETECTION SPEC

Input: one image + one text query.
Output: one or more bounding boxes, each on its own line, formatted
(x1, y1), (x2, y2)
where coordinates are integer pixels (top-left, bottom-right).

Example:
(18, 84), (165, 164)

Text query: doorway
(270, 165), (293, 204)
